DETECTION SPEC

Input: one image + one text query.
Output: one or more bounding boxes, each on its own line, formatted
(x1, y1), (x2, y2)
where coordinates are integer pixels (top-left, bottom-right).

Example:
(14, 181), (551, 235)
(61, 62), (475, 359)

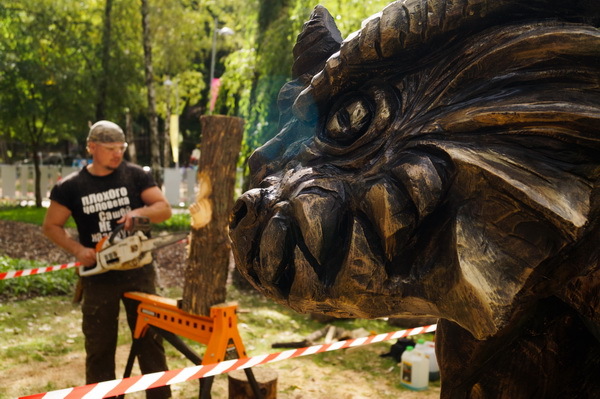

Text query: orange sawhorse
(122, 291), (262, 399)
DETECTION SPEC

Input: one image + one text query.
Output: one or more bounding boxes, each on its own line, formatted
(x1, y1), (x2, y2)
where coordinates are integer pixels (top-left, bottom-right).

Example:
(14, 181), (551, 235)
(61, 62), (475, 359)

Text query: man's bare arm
(42, 201), (96, 266)
(118, 186), (172, 230)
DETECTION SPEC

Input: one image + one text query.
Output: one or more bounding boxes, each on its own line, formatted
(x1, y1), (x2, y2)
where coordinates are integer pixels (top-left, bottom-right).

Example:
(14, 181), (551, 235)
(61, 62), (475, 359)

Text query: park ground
(0, 220), (440, 399)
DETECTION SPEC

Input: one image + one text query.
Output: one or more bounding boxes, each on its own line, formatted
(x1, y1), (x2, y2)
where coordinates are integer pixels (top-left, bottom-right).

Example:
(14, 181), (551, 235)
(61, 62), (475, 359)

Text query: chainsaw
(79, 216), (188, 276)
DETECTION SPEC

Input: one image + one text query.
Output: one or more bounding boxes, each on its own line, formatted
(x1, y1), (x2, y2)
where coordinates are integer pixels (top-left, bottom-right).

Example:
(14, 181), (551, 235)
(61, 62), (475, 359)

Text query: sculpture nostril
(230, 189), (264, 230)
(230, 199), (248, 230)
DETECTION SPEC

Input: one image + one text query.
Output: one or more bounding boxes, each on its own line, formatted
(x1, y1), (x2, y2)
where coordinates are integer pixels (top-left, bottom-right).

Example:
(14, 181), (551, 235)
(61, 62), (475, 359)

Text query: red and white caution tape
(0, 236), (188, 281)
(19, 324), (437, 399)
(0, 261), (80, 280)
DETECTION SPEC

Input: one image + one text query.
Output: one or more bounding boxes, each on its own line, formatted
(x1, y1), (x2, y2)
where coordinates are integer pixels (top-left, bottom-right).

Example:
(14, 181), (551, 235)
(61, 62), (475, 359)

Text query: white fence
(0, 164), (197, 207)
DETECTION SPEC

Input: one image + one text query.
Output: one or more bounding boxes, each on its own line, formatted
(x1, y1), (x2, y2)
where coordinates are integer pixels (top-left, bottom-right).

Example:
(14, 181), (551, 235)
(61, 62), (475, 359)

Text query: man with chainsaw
(43, 120), (171, 399)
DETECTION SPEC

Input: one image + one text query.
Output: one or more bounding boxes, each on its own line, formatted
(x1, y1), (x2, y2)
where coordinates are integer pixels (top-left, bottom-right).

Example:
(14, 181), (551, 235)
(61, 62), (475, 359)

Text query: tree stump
(228, 368), (278, 399)
(182, 115), (244, 316)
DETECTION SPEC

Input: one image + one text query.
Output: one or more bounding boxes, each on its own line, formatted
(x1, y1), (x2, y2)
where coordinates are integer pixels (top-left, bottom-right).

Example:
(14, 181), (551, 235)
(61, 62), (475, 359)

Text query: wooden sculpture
(229, 1), (600, 397)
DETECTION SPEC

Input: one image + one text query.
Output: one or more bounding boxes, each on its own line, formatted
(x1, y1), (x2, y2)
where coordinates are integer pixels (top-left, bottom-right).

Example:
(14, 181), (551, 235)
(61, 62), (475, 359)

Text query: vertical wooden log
(182, 115), (244, 316)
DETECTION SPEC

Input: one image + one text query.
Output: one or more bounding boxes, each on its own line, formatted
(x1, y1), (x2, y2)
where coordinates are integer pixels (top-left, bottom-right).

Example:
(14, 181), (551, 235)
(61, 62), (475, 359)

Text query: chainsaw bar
(141, 232), (189, 252)
(80, 231), (188, 276)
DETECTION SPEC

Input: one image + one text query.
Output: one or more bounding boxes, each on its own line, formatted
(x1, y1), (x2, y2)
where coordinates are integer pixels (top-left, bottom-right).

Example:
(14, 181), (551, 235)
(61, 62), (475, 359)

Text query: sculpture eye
(316, 85), (398, 156)
(324, 97), (373, 145)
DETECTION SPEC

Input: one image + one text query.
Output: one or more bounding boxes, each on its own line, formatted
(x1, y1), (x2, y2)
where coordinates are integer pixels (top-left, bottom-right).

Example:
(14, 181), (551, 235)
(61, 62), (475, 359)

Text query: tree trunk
(163, 98), (172, 167)
(182, 115), (244, 316)
(95, 0), (113, 121)
(125, 109), (137, 164)
(33, 147), (42, 207)
(140, 0), (161, 186)
(228, 368), (278, 399)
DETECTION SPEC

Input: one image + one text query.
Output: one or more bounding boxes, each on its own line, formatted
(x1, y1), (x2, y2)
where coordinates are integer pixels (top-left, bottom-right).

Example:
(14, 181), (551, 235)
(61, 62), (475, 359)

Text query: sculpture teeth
(361, 179), (416, 262)
(259, 214), (289, 281)
(288, 246), (323, 311)
(333, 217), (388, 295)
(291, 190), (342, 266)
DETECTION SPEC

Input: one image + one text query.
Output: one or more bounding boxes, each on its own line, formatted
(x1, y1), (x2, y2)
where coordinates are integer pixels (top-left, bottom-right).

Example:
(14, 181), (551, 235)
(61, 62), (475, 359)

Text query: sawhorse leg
(243, 368), (263, 398)
(122, 326), (262, 399)
(153, 327), (213, 399)
(122, 326), (209, 399)
(122, 293), (264, 399)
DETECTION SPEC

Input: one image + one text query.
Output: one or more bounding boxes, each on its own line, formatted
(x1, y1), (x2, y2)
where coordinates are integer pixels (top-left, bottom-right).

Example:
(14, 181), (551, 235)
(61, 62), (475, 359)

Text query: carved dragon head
(230, 0), (600, 339)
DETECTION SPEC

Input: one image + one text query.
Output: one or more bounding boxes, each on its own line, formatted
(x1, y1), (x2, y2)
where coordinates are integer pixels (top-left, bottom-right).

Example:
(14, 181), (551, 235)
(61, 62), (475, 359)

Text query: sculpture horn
(291, 5), (343, 79)
(292, 0), (600, 121)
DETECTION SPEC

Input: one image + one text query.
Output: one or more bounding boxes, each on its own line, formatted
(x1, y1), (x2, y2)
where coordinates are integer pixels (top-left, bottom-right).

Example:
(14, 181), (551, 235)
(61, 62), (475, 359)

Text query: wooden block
(228, 367), (278, 399)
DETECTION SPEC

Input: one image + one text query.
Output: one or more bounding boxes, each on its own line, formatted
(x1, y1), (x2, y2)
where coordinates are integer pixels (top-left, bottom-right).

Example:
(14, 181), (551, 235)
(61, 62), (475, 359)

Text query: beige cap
(87, 120), (125, 143)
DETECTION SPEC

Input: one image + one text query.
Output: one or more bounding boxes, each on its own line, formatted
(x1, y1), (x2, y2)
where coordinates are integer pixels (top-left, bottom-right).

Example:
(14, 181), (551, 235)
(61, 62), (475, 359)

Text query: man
(43, 120), (171, 399)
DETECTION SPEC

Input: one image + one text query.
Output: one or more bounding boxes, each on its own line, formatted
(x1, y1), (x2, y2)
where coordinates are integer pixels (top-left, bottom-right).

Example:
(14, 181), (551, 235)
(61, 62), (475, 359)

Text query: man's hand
(116, 186), (172, 230)
(117, 212), (139, 231)
(75, 246), (97, 267)
(44, 201), (98, 265)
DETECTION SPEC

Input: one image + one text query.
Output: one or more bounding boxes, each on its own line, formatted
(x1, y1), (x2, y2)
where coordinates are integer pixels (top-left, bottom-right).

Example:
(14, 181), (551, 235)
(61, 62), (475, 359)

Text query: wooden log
(228, 367), (278, 399)
(182, 115), (244, 316)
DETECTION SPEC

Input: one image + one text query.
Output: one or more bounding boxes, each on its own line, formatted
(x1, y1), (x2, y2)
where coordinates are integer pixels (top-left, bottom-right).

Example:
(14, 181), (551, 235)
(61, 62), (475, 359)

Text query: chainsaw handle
(79, 264), (104, 276)
(108, 223), (125, 244)
(109, 216), (151, 244)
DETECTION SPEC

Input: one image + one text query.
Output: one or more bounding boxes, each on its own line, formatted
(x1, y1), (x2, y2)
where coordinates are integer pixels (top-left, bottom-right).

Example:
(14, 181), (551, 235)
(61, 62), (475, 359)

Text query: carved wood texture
(229, 1), (600, 396)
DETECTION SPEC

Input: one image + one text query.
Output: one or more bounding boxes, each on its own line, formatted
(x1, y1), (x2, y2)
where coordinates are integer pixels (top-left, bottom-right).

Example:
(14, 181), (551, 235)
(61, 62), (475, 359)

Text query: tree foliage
(218, 0), (394, 175)
(0, 0), (101, 205)
(0, 0), (394, 191)
(0, 0), (96, 145)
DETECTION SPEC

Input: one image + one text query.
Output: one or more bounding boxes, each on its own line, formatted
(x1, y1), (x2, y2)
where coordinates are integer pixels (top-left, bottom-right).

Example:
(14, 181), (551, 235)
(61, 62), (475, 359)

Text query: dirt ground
(5, 345), (441, 399)
(0, 220), (441, 398)
(0, 220), (188, 289)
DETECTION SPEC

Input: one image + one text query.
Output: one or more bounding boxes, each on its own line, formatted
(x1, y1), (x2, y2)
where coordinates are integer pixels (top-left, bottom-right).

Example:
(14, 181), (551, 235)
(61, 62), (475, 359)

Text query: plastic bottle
(400, 346), (429, 390)
(416, 340), (440, 381)
(414, 339), (427, 354)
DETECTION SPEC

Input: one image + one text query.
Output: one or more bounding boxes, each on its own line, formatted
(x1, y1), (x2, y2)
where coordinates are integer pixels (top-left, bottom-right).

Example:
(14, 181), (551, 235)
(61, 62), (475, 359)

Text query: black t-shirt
(50, 161), (156, 249)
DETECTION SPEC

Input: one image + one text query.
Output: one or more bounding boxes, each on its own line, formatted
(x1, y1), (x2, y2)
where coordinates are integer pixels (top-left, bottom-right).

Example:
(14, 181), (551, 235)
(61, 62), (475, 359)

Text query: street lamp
(163, 78), (179, 112)
(209, 18), (234, 84)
